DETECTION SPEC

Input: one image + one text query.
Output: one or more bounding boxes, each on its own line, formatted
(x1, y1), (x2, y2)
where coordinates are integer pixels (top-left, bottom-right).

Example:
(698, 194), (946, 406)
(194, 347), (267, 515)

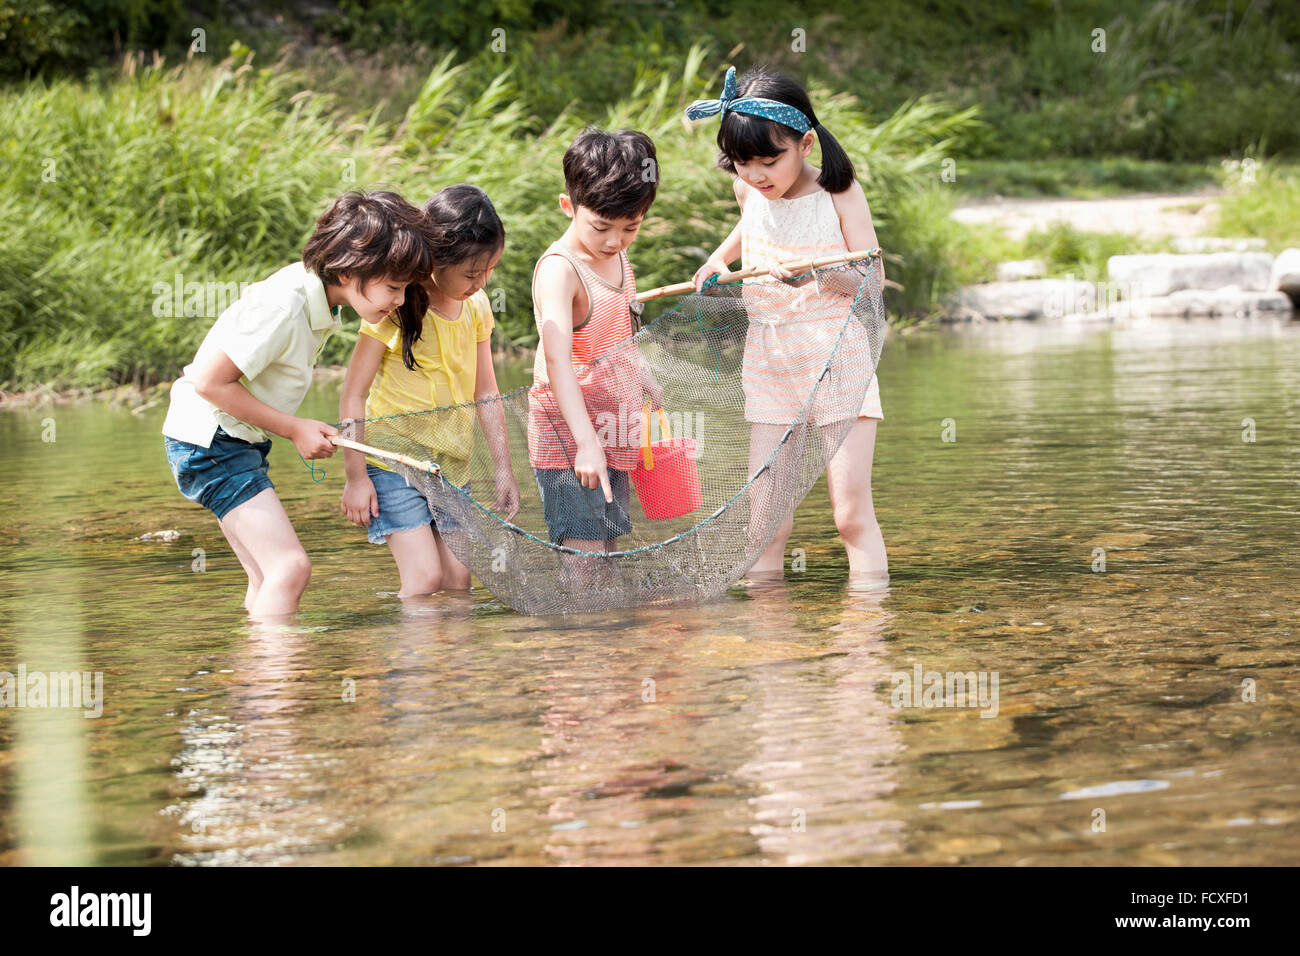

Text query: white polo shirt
(162, 262), (342, 446)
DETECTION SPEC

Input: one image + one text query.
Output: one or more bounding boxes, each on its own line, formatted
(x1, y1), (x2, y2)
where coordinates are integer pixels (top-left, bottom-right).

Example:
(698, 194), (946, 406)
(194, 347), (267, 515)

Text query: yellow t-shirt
(359, 290), (494, 482)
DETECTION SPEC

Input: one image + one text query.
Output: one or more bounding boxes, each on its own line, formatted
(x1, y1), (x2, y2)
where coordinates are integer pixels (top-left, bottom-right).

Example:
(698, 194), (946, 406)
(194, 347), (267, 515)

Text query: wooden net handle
(634, 248), (881, 303)
(331, 435), (441, 475)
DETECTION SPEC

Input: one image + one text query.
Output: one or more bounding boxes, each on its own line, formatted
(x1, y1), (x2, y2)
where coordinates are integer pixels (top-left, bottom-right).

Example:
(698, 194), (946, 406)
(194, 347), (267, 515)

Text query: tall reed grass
(2, 46), (977, 389)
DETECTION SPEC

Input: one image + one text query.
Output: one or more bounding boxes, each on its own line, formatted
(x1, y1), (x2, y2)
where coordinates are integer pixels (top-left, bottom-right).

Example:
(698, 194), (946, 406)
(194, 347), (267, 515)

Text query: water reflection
(167, 623), (347, 865)
(2, 317), (1298, 865)
(732, 583), (902, 864)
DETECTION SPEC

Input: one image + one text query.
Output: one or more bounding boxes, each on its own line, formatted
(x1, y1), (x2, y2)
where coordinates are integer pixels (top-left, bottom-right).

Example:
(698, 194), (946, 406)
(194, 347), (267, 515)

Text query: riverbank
(0, 368), (343, 412)
(952, 191), (1223, 242)
(945, 162), (1300, 322)
(1, 47), (981, 392)
(9, 1), (1300, 393)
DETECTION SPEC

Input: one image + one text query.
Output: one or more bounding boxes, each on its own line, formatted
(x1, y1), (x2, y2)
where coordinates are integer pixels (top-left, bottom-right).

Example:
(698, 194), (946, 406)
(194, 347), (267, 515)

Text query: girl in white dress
(689, 67), (889, 587)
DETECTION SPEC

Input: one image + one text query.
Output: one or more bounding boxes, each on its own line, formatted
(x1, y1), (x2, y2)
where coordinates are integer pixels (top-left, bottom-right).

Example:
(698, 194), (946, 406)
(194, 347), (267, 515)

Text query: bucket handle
(640, 400), (672, 470)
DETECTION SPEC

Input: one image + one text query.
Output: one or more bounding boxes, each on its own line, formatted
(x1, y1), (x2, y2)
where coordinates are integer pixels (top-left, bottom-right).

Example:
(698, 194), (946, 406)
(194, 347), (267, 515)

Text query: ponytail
(392, 281), (430, 371)
(813, 123), (856, 194)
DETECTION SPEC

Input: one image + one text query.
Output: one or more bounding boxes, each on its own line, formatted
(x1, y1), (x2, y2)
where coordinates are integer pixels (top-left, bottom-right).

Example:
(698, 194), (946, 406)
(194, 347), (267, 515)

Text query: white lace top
(739, 182), (848, 270)
(734, 179), (884, 423)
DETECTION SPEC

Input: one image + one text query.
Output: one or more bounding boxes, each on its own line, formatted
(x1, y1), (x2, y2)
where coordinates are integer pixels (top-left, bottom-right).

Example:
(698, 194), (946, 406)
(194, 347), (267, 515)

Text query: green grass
(11, 0), (1300, 166)
(1215, 163), (1300, 250)
(1019, 224), (1153, 281)
(0, 47), (981, 390)
(303, 0), (1300, 163)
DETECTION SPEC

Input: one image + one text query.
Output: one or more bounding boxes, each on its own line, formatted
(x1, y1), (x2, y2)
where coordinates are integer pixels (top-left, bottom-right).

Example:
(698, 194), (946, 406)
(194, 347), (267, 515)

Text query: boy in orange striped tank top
(529, 127), (662, 553)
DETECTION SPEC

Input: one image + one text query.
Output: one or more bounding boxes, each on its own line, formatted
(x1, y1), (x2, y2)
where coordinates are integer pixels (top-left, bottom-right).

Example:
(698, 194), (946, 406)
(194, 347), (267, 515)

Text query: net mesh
(343, 256), (886, 615)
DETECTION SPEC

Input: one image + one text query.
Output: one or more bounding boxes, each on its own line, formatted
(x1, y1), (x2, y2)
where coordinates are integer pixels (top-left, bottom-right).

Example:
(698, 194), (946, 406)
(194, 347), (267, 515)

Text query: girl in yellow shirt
(339, 185), (519, 596)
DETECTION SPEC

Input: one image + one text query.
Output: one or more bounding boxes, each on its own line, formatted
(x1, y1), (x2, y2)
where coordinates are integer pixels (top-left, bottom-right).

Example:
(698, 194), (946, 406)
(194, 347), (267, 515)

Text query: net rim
(348, 257), (885, 558)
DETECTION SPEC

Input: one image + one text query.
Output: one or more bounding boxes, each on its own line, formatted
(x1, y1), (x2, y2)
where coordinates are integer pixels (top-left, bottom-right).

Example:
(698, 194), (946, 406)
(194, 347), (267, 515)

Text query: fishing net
(342, 255), (886, 615)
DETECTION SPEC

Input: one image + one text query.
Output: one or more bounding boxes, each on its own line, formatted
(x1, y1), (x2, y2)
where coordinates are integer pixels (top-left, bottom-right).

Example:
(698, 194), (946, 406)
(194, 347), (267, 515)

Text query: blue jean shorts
(366, 462), (470, 545)
(533, 466), (632, 544)
(164, 427), (274, 520)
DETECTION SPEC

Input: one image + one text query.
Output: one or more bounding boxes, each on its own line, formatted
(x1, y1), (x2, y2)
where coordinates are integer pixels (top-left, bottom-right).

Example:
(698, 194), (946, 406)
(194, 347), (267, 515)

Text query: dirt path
(950, 190), (1223, 240)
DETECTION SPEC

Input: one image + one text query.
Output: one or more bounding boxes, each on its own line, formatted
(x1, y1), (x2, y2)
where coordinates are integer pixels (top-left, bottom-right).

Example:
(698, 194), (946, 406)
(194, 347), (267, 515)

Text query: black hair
(715, 68), (856, 194)
(424, 183), (506, 270)
(302, 190), (434, 288)
(562, 127), (658, 220)
(391, 184), (506, 371)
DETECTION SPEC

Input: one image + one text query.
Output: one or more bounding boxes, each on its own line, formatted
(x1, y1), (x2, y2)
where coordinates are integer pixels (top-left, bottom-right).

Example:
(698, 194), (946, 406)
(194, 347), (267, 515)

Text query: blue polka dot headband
(684, 66), (813, 134)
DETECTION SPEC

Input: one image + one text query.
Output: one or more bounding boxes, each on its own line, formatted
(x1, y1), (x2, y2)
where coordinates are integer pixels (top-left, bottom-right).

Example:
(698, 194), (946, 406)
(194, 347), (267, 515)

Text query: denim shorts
(164, 427), (274, 520)
(366, 462), (470, 545)
(533, 466), (632, 544)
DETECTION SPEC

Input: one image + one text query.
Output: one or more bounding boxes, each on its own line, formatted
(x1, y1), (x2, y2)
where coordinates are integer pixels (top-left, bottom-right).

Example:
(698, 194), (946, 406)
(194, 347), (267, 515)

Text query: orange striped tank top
(528, 243), (643, 470)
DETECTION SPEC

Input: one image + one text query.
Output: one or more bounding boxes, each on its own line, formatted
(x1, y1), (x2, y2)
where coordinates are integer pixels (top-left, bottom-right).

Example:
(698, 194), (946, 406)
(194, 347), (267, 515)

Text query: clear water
(1, 316), (1297, 865)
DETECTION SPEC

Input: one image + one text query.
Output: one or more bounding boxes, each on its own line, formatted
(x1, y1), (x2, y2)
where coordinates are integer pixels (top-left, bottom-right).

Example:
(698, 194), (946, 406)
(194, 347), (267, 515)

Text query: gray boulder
(1107, 252), (1274, 297)
(1170, 237), (1267, 253)
(1138, 288), (1293, 317)
(1271, 248), (1300, 305)
(995, 258), (1047, 281)
(957, 278), (1095, 320)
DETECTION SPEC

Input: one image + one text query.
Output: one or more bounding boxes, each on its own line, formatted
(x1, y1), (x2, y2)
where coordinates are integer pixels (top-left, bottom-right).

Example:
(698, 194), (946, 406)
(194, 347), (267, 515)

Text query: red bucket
(632, 406), (702, 521)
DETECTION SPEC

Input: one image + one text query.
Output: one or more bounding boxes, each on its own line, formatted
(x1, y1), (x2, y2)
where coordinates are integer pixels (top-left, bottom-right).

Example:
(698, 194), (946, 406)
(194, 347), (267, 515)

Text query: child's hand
(768, 260), (796, 281)
(692, 257), (731, 291)
(292, 419), (339, 459)
(341, 476), (379, 527)
(574, 440), (612, 503)
(495, 470), (521, 522)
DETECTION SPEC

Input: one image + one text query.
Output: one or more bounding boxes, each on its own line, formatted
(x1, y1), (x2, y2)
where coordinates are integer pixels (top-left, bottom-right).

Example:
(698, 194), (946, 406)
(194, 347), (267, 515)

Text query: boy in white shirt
(162, 191), (434, 620)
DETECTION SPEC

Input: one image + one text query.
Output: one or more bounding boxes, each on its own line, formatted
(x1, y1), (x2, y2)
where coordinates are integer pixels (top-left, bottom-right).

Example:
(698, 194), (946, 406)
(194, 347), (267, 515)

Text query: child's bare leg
(216, 519), (264, 611)
(386, 524), (444, 597)
(433, 529), (471, 590)
(750, 516), (793, 575)
(218, 488), (312, 620)
(825, 416), (888, 584)
(558, 537), (611, 590)
(748, 423), (794, 575)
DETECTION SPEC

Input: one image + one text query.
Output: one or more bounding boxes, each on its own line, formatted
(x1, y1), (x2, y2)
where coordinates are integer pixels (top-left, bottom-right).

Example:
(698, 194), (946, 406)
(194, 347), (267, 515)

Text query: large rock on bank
(1271, 248), (1300, 306)
(956, 279), (1083, 320)
(1134, 288), (1294, 318)
(1106, 252), (1274, 297)
(1169, 237), (1267, 253)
